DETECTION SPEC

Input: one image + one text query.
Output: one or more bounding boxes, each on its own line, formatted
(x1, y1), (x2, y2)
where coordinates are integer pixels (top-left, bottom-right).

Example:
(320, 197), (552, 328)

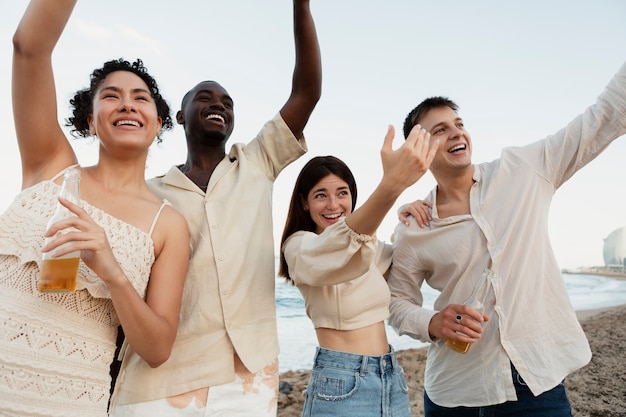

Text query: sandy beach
(277, 304), (626, 417)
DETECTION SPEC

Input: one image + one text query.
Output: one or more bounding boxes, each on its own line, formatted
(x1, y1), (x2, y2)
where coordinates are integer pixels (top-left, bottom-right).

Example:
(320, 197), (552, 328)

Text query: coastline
(563, 267), (626, 280)
(277, 304), (626, 416)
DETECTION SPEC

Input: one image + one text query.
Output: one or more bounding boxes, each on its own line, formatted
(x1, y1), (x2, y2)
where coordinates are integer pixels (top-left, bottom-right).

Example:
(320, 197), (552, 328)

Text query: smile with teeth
(114, 120), (141, 127)
(322, 213), (342, 220)
(205, 114), (225, 123)
(448, 144), (466, 153)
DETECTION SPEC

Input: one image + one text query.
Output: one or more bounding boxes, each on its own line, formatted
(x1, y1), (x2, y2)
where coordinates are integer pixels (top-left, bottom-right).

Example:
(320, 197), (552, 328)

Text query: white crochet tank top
(0, 167), (166, 417)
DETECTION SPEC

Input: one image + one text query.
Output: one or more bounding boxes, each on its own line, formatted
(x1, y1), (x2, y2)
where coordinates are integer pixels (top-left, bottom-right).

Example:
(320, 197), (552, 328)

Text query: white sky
(1, 0), (625, 269)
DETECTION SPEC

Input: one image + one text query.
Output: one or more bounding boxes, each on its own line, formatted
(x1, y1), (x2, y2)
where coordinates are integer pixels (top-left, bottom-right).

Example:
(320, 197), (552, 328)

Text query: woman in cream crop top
(283, 221), (393, 331)
(278, 125), (437, 417)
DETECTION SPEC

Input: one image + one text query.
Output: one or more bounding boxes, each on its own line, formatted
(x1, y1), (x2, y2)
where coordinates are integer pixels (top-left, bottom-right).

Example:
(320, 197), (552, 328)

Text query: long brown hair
(278, 156), (357, 282)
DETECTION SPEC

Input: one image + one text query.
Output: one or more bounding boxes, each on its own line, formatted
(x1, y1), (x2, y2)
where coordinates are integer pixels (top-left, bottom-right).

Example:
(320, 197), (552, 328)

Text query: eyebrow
(100, 85), (151, 95)
(195, 89), (233, 103)
(312, 185), (349, 194)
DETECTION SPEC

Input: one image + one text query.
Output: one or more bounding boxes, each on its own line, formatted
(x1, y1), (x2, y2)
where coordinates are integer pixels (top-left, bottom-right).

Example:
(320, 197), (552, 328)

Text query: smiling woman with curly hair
(0, 1), (190, 416)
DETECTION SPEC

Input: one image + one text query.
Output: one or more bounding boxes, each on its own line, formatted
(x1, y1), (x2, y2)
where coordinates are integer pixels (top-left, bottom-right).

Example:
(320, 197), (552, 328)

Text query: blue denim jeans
(301, 346), (411, 417)
(424, 364), (572, 417)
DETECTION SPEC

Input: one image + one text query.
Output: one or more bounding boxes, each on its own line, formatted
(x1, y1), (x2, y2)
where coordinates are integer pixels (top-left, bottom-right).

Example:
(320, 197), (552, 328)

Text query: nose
(119, 96), (137, 112)
(209, 99), (226, 111)
(326, 196), (340, 209)
(450, 125), (463, 139)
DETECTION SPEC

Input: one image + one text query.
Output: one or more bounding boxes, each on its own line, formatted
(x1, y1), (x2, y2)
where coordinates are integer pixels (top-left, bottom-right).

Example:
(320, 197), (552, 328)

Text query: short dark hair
(279, 156), (358, 282)
(403, 96), (459, 139)
(66, 58), (173, 142)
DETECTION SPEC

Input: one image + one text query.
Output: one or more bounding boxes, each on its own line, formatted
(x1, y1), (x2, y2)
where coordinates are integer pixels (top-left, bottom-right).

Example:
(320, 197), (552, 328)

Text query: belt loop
(359, 354), (368, 376)
(389, 346), (399, 373)
(313, 347), (321, 365)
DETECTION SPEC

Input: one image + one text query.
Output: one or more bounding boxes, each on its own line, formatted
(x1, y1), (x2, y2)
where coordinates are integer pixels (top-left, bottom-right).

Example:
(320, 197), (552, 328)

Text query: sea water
(275, 273), (626, 372)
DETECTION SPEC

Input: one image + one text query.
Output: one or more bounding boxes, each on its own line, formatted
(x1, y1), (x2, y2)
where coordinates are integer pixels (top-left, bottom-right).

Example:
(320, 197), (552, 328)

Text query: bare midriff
(315, 321), (390, 356)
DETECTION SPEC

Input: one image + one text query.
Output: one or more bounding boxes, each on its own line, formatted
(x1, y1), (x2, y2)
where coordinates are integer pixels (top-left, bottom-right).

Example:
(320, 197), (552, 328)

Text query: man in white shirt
(387, 62), (626, 416)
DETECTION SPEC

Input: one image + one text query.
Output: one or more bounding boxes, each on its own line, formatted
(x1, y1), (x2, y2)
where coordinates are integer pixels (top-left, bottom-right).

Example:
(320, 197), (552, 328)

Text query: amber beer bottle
(38, 168), (81, 292)
(446, 268), (493, 353)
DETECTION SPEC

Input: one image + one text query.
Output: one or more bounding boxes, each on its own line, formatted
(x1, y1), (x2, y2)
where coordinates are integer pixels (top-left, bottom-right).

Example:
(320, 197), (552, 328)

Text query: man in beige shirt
(109, 1), (322, 416)
(388, 62), (626, 416)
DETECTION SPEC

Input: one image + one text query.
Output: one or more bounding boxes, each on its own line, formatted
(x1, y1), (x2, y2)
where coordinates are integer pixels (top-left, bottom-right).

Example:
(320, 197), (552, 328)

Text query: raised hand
(379, 124), (438, 195)
(343, 125), (438, 236)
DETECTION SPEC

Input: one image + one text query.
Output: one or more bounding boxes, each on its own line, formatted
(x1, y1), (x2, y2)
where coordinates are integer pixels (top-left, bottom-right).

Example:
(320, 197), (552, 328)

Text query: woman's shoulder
(148, 200), (190, 254)
(158, 202), (189, 232)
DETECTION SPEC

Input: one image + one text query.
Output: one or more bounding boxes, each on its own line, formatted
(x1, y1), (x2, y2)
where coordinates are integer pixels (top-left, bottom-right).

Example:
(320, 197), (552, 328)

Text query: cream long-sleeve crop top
(282, 219), (393, 331)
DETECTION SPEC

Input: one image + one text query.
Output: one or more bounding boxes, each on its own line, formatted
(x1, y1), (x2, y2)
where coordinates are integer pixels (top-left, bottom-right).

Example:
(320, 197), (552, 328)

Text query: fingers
(41, 226), (94, 255)
(379, 123), (437, 192)
(433, 305), (485, 341)
(399, 209), (416, 227)
(406, 124), (440, 166)
(382, 123), (432, 157)
(398, 200), (433, 227)
(425, 136), (440, 165)
(450, 311), (484, 337)
(413, 200), (432, 225)
(405, 124), (428, 148)
(42, 199), (124, 282)
(57, 196), (87, 218)
(407, 125), (439, 172)
(42, 198), (100, 255)
(398, 204), (411, 225)
(408, 205), (429, 228)
(45, 197), (97, 236)
(380, 124), (396, 155)
(43, 214), (89, 239)
(41, 232), (81, 258)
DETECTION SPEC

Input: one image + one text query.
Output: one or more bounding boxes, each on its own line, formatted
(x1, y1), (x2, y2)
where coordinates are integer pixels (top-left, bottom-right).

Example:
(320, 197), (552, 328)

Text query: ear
(300, 195), (308, 211)
(87, 115), (96, 136)
(176, 110), (185, 125)
(156, 116), (163, 137)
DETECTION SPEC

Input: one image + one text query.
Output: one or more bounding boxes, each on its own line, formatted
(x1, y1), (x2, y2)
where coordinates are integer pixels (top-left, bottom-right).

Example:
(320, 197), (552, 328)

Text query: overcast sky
(1, 0), (625, 269)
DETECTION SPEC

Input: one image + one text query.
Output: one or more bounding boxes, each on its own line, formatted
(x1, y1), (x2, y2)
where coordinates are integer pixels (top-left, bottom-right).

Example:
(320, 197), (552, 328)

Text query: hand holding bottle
(41, 191), (127, 291)
(445, 268), (494, 353)
(445, 296), (488, 353)
(427, 269), (493, 353)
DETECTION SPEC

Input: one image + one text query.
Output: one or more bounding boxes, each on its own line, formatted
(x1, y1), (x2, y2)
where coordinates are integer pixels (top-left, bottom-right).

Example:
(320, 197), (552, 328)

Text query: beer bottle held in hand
(446, 268), (493, 353)
(38, 168), (81, 292)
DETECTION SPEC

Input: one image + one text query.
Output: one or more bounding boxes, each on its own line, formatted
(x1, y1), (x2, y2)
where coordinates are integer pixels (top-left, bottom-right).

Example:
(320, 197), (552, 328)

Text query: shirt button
(218, 256), (224, 261)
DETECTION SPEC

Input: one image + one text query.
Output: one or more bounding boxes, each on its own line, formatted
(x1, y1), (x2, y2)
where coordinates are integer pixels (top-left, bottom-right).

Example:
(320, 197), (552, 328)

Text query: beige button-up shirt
(388, 61), (626, 407)
(111, 113), (307, 405)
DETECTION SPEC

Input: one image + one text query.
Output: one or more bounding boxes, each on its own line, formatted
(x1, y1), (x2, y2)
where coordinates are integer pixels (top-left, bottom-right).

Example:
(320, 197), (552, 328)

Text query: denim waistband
(313, 346), (401, 375)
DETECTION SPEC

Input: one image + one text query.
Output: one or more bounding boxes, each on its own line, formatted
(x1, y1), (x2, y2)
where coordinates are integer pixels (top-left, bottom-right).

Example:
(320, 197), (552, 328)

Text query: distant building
(603, 226), (626, 268)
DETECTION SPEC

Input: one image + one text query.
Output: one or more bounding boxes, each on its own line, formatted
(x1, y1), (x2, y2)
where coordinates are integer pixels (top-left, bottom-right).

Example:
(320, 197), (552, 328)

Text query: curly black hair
(65, 58), (173, 143)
